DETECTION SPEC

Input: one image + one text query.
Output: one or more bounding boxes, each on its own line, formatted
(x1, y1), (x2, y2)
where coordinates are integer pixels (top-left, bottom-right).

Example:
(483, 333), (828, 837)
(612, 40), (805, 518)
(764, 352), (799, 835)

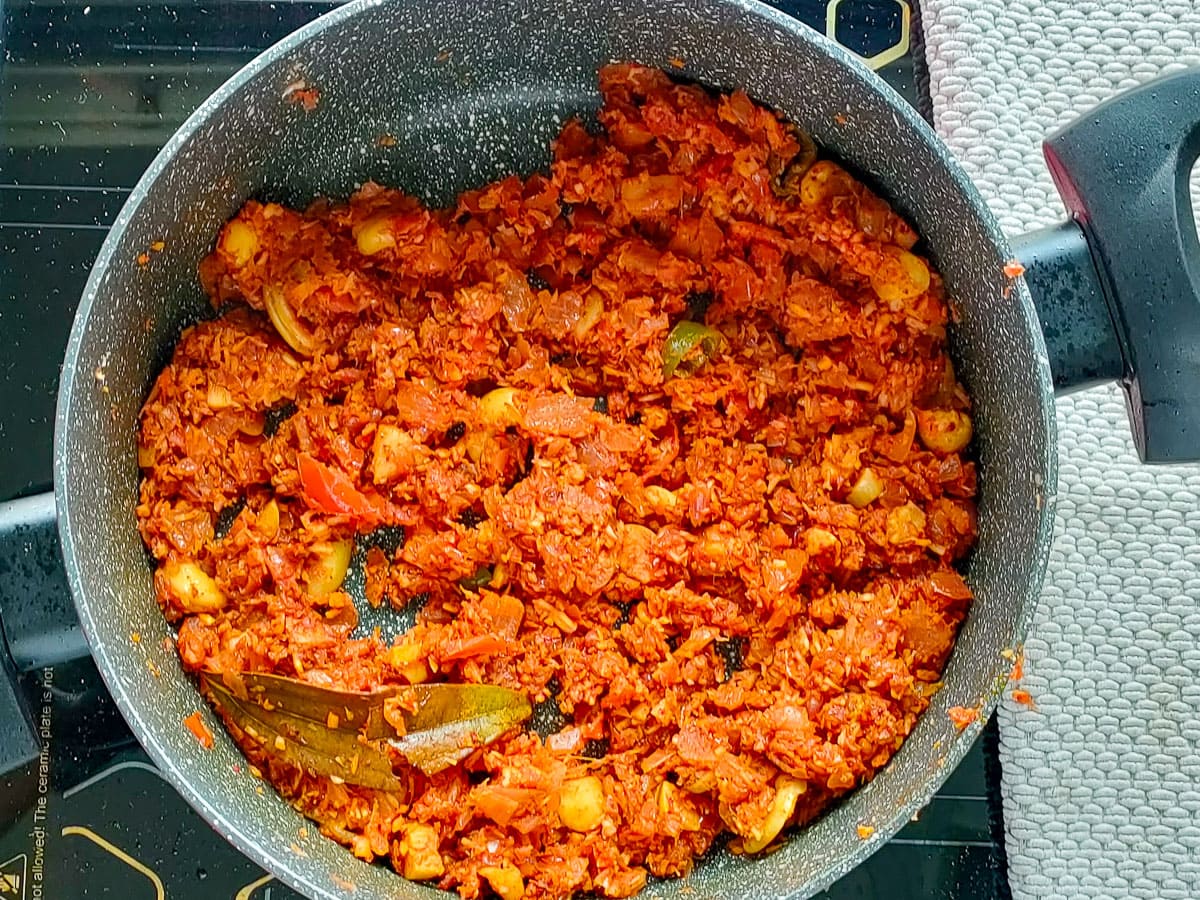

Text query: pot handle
(1018, 69), (1200, 463)
(0, 492), (87, 778)
(0, 493), (87, 670)
(1011, 221), (1125, 396)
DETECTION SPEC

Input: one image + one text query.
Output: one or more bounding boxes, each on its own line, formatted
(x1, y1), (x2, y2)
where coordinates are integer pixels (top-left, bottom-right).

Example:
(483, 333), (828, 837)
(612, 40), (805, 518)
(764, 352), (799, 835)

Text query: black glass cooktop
(0, 2), (1010, 898)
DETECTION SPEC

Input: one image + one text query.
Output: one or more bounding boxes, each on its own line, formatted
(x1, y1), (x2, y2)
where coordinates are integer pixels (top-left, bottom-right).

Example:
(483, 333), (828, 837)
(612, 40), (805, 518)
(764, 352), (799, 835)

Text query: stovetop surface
(0, 2), (1009, 898)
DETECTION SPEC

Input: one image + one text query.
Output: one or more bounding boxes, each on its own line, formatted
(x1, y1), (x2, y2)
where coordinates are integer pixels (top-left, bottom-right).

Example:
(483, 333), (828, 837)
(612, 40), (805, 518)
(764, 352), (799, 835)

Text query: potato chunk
(303, 540), (353, 596)
(479, 387), (523, 429)
(655, 780), (703, 833)
(846, 467), (883, 508)
(396, 823), (444, 881)
(916, 409), (973, 454)
(871, 245), (930, 303)
(354, 216), (395, 256)
(161, 560), (227, 614)
(799, 160), (855, 207)
(558, 775), (605, 832)
(220, 219), (259, 268)
(479, 864), (525, 900)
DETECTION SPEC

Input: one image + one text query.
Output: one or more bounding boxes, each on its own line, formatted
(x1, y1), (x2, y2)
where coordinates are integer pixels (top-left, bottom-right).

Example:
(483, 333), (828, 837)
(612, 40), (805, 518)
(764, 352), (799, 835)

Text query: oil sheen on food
(136, 63), (978, 900)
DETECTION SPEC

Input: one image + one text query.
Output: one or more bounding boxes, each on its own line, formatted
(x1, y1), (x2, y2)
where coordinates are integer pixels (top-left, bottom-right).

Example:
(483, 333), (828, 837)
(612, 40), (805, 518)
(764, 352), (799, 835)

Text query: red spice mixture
(137, 64), (977, 899)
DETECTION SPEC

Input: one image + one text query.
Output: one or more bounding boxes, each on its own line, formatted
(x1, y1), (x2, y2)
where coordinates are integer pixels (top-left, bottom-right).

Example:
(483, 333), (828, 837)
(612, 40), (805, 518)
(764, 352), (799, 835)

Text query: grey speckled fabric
(918, 2), (1200, 898)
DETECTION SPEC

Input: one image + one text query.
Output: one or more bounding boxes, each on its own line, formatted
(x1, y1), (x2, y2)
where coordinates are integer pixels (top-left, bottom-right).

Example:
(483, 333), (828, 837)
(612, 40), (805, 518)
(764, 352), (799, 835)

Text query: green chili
(458, 565), (494, 592)
(662, 320), (724, 379)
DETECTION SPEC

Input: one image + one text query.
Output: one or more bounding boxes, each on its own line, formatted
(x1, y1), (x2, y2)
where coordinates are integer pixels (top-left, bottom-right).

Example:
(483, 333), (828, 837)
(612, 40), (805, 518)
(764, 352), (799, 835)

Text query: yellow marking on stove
(0, 868), (20, 896)
(236, 873), (277, 900)
(0, 853), (26, 897)
(825, 0), (912, 70)
(60, 826), (165, 900)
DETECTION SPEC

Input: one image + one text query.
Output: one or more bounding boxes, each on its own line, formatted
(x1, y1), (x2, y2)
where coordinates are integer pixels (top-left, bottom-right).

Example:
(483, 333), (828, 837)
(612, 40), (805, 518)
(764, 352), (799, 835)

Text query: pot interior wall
(55, 1), (1056, 897)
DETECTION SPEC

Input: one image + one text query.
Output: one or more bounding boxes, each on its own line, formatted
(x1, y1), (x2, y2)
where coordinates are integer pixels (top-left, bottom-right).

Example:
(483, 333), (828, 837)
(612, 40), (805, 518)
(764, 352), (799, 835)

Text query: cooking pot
(10, 0), (1200, 897)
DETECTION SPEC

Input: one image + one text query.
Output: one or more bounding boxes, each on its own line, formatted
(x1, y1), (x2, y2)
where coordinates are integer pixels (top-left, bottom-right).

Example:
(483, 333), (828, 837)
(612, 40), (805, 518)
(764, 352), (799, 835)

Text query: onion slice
(263, 283), (318, 356)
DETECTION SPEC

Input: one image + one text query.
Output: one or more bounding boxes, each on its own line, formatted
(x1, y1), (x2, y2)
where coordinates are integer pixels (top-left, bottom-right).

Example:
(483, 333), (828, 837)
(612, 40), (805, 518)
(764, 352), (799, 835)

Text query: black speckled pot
(55, 1), (1059, 898)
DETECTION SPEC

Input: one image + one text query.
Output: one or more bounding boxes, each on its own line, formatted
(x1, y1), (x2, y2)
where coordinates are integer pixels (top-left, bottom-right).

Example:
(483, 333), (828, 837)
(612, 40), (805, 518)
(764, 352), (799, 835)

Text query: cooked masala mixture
(136, 63), (977, 899)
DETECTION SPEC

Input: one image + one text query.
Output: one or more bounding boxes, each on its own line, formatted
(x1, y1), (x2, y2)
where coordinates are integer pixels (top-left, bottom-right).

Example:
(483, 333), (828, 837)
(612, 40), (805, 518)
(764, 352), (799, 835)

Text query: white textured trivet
(918, 2), (1200, 898)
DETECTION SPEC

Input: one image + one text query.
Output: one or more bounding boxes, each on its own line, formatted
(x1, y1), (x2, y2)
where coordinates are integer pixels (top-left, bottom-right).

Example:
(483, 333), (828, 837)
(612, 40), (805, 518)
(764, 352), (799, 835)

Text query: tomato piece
(297, 453), (377, 521)
(693, 155), (732, 188)
(483, 592), (525, 641)
(473, 785), (538, 826)
(441, 634), (508, 663)
(1011, 689), (1036, 708)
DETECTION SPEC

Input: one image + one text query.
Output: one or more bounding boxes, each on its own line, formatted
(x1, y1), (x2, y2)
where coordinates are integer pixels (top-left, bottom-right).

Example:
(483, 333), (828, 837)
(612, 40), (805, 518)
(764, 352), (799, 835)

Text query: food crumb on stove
(282, 80), (320, 111)
(136, 252), (150, 266)
(231, 763), (241, 774)
(145, 658), (161, 678)
(376, 133), (397, 147)
(183, 711), (215, 749)
(248, 764), (263, 779)
(1000, 647), (1015, 661)
(330, 873), (356, 891)
(1011, 689), (1036, 708)
(1003, 259), (1026, 278)
(290, 841), (306, 857)
(856, 824), (875, 840)
(948, 705), (980, 730)
(435, 48), (451, 63)
(668, 56), (685, 69)
(1009, 653), (1025, 682)
(150, 240), (166, 252)
(130, 631), (141, 643)
(299, 826), (309, 839)
(834, 111), (849, 124)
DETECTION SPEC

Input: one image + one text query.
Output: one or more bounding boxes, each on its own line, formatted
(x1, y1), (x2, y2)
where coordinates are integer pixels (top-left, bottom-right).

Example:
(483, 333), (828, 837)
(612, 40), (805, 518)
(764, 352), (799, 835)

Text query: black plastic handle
(0, 492), (87, 671)
(0, 492), (86, 780)
(1013, 221), (1124, 395)
(1030, 69), (1200, 463)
